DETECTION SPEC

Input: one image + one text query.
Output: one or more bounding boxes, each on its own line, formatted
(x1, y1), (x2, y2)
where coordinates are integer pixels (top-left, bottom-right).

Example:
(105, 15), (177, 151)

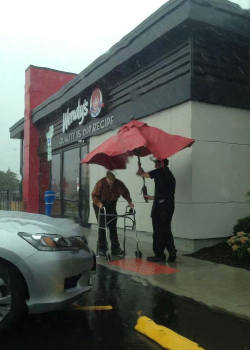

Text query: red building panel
(23, 66), (76, 213)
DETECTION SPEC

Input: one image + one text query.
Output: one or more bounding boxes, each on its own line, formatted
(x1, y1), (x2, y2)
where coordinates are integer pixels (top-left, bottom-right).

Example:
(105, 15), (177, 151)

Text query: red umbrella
(81, 120), (195, 170)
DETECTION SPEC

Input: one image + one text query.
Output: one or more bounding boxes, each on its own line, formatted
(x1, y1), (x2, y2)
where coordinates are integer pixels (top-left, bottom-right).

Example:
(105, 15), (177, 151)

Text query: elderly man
(92, 171), (134, 256)
(137, 158), (177, 263)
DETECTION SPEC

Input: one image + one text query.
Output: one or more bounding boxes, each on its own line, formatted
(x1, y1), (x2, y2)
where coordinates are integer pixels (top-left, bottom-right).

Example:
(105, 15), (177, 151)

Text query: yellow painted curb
(135, 316), (206, 350)
(70, 305), (113, 311)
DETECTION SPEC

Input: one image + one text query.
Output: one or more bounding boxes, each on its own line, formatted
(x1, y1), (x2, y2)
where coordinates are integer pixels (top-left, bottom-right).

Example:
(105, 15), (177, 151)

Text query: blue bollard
(45, 191), (56, 216)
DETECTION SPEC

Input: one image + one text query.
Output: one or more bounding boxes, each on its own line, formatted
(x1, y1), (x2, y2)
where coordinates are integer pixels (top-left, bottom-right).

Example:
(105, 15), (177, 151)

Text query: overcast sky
(0, 0), (249, 177)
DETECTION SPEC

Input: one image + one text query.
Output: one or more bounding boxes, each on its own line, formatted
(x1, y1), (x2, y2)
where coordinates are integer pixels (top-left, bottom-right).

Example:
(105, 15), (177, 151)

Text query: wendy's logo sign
(62, 88), (105, 132)
(89, 88), (104, 118)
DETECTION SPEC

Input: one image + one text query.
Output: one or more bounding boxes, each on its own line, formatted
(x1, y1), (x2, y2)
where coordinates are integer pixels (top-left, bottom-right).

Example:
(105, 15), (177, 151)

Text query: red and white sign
(62, 88), (105, 133)
(89, 88), (104, 118)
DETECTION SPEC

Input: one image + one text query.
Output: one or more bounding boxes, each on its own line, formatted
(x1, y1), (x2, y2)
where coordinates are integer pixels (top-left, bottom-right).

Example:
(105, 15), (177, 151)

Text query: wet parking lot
(1, 265), (250, 350)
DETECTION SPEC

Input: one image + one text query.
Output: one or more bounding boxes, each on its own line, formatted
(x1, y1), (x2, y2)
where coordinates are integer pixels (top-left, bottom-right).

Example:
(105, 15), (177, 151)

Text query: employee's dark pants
(93, 201), (120, 252)
(152, 200), (176, 257)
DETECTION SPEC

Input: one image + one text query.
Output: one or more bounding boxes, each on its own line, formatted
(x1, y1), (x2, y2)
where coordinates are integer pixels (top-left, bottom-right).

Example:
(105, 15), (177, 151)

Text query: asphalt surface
(1, 265), (250, 350)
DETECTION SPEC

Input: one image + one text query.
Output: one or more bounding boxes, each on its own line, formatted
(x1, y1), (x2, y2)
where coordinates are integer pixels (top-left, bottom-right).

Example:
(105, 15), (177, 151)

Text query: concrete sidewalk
(84, 228), (250, 322)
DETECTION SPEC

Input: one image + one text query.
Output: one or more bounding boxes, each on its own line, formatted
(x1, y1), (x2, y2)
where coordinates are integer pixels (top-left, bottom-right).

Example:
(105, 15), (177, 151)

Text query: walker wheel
(135, 251), (139, 258)
(106, 253), (111, 261)
(138, 251), (143, 259)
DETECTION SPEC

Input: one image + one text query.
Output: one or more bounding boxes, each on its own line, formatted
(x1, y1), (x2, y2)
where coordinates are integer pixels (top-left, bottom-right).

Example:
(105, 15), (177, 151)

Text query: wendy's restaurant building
(10, 0), (250, 252)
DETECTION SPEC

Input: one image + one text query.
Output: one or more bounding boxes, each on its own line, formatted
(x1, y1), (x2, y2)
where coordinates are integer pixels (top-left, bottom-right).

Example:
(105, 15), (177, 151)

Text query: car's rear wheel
(0, 262), (27, 331)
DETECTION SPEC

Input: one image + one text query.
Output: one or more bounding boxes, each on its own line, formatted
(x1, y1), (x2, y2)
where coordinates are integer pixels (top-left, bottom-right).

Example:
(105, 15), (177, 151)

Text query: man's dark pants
(93, 201), (120, 251)
(152, 200), (176, 257)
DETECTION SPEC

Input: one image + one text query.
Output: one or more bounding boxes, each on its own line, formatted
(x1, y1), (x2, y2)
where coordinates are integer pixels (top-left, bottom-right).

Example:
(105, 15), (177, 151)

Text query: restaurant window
(63, 147), (80, 218)
(51, 153), (61, 216)
(39, 156), (50, 214)
(80, 145), (90, 226)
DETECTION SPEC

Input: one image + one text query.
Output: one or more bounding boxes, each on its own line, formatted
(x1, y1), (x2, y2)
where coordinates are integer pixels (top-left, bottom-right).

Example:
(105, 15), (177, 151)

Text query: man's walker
(97, 206), (142, 261)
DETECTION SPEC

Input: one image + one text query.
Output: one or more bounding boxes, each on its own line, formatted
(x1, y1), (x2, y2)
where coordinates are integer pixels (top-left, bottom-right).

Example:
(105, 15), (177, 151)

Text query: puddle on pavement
(1, 265), (250, 350)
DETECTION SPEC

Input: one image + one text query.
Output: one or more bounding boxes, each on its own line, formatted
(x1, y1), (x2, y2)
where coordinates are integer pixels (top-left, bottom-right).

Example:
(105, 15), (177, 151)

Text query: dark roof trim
(31, 0), (191, 123)
(193, 0), (249, 15)
(190, 0), (250, 33)
(30, 0), (250, 124)
(9, 117), (24, 139)
(9, 117), (24, 132)
(31, 0), (189, 121)
(25, 65), (77, 76)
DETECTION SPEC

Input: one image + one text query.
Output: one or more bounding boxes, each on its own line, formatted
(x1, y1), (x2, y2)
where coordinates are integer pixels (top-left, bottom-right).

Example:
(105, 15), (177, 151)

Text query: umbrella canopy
(81, 120), (195, 170)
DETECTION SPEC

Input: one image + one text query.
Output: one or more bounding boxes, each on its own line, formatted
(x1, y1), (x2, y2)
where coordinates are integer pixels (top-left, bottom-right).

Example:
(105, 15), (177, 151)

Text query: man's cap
(150, 157), (169, 165)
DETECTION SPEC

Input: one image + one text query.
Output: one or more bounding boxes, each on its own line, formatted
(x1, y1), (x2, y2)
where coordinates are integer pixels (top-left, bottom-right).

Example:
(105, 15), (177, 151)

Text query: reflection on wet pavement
(109, 258), (179, 275)
(1, 265), (250, 350)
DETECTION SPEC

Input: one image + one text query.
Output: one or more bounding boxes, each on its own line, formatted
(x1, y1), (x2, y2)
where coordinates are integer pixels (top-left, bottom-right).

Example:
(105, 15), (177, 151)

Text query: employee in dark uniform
(137, 159), (176, 262)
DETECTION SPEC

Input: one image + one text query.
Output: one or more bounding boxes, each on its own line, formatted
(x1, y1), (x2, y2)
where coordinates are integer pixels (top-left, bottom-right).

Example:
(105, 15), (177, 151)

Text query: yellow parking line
(135, 316), (206, 350)
(70, 305), (113, 311)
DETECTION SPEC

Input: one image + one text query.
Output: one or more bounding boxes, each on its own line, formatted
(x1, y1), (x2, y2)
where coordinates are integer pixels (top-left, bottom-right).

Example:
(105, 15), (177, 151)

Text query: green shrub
(233, 215), (250, 235)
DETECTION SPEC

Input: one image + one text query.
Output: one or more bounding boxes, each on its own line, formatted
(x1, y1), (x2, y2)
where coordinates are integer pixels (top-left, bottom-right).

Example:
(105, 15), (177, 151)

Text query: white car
(0, 211), (96, 330)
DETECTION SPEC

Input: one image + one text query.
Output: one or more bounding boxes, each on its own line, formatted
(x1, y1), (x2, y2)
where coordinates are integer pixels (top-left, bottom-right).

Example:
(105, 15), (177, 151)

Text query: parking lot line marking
(70, 305), (113, 311)
(135, 316), (206, 350)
